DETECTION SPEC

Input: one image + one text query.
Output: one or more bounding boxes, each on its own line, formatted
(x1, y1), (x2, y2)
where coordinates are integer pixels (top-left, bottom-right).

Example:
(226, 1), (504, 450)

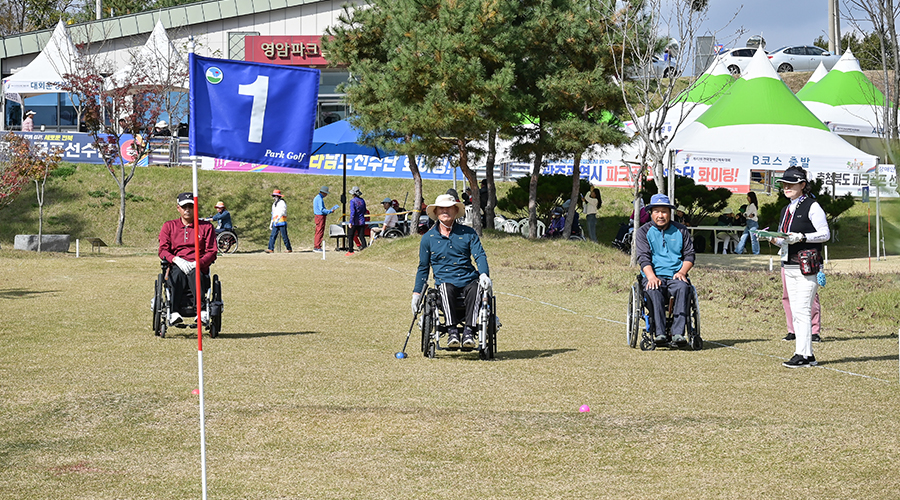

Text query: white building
(0, 0), (359, 132)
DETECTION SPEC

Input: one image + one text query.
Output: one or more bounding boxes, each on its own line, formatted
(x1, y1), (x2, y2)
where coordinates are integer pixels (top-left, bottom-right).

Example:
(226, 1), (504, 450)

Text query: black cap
(177, 192), (194, 206)
(777, 166), (808, 184)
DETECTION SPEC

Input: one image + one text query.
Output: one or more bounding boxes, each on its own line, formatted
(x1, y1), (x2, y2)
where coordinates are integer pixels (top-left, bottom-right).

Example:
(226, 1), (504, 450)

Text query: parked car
(766, 45), (841, 73)
(718, 47), (760, 77)
(627, 54), (677, 80)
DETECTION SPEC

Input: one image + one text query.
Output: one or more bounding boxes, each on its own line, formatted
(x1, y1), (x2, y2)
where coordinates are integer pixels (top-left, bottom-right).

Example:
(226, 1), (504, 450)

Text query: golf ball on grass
(395, 352), (407, 359)
(192, 389), (200, 395)
(579, 404), (590, 413)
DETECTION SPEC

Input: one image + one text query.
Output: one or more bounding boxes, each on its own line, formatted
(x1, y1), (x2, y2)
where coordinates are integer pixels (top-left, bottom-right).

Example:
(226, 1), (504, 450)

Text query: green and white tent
(799, 49), (887, 139)
(795, 61), (829, 97)
(669, 48), (877, 185)
(626, 60), (734, 136)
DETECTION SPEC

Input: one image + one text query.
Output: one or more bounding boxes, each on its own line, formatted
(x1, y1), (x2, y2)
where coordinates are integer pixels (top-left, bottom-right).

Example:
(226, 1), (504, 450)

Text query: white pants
(783, 267), (819, 357)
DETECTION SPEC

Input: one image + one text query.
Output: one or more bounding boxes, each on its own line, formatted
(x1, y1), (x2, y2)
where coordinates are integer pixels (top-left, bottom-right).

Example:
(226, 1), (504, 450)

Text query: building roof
(0, 0), (321, 60)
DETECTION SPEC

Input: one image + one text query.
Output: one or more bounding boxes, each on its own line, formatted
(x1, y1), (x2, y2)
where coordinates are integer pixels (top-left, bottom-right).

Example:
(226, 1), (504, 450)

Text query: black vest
(779, 197), (824, 265)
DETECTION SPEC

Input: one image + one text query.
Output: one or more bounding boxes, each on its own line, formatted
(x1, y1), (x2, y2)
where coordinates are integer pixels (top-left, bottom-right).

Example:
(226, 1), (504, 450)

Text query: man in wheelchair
(159, 192), (218, 325)
(635, 194), (695, 345)
(412, 194), (491, 349)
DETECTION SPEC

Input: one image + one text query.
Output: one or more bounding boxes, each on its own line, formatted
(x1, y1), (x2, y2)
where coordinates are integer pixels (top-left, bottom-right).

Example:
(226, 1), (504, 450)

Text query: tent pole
(342, 153), (347, 225)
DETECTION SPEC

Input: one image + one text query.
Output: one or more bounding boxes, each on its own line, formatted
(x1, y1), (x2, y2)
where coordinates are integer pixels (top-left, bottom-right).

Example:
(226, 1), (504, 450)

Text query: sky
(696, 0), (857, 52)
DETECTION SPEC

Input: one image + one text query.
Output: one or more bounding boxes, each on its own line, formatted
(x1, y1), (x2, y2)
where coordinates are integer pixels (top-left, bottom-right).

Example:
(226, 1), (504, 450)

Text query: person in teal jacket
(635, 194), (695, 345)
(412, 194), (491, 349)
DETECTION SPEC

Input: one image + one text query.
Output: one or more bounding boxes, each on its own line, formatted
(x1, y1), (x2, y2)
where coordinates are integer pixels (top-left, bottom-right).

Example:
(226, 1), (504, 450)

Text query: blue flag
(189, 54), (320, 169)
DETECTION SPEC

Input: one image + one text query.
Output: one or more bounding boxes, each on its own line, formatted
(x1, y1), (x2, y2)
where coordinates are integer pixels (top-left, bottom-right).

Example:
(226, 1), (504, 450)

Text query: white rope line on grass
(384, 266), (893, 383)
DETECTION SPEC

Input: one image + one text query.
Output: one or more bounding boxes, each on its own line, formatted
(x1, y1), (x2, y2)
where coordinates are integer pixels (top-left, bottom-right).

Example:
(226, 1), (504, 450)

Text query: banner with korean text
(189, 54), (319, 169)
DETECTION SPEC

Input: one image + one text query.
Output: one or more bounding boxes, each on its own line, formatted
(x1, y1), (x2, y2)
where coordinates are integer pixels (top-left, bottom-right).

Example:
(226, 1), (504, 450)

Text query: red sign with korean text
(244, 36), (329, 66)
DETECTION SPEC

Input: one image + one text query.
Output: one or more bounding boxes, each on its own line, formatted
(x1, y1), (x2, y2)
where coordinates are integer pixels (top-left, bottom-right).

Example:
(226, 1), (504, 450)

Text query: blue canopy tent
(311, 120), (395, 223)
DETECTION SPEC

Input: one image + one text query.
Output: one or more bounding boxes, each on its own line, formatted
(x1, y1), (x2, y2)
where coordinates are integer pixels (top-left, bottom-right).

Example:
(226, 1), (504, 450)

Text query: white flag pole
(188, 35), (209, 500)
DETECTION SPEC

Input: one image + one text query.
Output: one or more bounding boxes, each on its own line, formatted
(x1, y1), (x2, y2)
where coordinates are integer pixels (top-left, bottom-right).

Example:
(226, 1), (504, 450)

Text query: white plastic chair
(517, 218), (529, 236)
(503, 219), (519, 233)
(494, 215), (506, 229)
(536, 220), (546, 238)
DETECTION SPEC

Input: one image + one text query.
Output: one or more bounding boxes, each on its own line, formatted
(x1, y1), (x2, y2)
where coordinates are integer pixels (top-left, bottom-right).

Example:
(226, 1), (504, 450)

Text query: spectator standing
(479, 179), (488, 226)
(267, 189), (292, 253)
(313, 186), (338, 251)
(347, 186), (368, 254)
(735, 192), (760, 255)
(768, 166), (830, 368)
(583, 187), (602, 242)
(22, 110), (35, 132)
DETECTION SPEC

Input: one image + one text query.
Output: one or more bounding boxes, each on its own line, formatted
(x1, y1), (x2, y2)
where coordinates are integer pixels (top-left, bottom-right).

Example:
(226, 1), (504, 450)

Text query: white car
(718, 47), (759, 77)
(627, 54), (677, 80)
(766, 45), (841, 73)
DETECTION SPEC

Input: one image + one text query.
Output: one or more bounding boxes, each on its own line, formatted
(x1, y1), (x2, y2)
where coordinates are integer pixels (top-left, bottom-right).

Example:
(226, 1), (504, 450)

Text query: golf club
(395, 284), (427, 359)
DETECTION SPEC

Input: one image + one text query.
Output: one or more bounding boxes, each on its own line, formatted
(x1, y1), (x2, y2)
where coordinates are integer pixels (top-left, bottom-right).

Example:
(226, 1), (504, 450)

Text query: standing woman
(769, 167), (829, 368)
(583, 187), (601, 243)
(735, 191), (760, 254)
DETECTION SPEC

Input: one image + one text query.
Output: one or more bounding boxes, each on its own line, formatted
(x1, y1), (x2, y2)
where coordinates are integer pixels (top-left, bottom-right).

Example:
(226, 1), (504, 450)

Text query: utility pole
(828, 0), (841, 52)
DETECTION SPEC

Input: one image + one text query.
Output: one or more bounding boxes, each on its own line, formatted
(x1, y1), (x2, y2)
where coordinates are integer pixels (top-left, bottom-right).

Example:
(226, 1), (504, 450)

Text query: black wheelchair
(215, 229), (238, 254)
(419, 283), (499, 360)
(626, 273), (701, 351)
(152, 261), (223, 338)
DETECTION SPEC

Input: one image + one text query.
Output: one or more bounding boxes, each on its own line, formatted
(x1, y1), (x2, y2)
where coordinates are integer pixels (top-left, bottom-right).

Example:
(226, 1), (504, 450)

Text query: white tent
(626, 60), (735, 137)
(108, 20), (188, 90)
(795, 61), (829, 97)
(800, 50), (886, 139)
(669, 48), (878, 180)
(3, 20), (79, 103)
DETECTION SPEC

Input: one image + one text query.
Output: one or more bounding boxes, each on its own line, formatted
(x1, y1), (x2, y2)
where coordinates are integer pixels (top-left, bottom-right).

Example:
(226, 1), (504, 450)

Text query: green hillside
(0, 162), (897, 258)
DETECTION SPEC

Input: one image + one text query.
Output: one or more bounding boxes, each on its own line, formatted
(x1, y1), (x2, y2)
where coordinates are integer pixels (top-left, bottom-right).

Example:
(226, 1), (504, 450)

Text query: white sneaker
(169, 312), (183, 325)
(200, 310), (209, 325)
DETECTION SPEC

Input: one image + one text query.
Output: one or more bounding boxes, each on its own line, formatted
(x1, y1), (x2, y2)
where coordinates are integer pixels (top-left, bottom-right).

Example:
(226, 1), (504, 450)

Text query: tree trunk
(484, 130), (497, 230)
(407, 153), (424, 228)
(35, 180), (43, 253)
(527, 128), (544, 239)
(457, 139), (482, 236)
(563, 151), (582, 239)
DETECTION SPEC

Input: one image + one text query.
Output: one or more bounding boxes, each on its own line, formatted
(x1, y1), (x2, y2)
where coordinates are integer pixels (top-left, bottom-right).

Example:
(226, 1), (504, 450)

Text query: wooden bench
(85, 237), (107, 253)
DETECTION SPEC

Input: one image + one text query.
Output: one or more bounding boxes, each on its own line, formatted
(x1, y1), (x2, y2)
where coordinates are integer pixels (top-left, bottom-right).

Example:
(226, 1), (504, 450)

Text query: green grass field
(1, 165), (900, 498)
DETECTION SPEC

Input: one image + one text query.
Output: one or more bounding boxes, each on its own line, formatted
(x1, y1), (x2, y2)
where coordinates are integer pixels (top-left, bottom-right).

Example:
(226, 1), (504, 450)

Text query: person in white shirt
(370, 198), (398, 240)
(22, 110), (35, 132)
(735, 191), (760, 255)
(582, 187), (601, 242)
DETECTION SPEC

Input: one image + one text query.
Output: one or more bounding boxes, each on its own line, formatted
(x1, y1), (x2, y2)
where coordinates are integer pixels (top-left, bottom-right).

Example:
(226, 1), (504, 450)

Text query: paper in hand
(752, 229), (788, 238)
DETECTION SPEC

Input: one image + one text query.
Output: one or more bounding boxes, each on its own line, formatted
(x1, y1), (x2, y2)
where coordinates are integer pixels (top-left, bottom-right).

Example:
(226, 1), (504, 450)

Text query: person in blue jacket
(635, 194), (696, 345)
(412, 194), (491, 349)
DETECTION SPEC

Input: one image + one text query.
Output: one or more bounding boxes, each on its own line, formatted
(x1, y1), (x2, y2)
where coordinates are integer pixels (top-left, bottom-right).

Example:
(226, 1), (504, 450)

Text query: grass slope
(0, 163), (897, 258)
(0, 234), (899, 499)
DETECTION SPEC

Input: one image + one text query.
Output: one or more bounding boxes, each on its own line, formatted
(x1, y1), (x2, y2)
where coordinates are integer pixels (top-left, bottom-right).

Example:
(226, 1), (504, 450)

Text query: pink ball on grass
(579, 404), (590, 413)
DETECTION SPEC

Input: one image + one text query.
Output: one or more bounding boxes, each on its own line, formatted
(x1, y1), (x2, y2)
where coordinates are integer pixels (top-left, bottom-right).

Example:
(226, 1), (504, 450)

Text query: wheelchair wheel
(479, 295), (497, 360)
(640, 337), (655, 351)
(152, 273), (165, 336)
(383, 228), (404, 239)
(626, 283), (640, 349)
(688, 286), (702, 350)
(568, 233), (585, 241)
(216, 231), (238, 254)
(208, 275), (222, 338)
(420, 292), (436, 358)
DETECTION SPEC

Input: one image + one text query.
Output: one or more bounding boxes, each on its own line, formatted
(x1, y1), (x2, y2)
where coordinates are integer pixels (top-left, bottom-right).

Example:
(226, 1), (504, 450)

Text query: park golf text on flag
(189, 54), (320, 169)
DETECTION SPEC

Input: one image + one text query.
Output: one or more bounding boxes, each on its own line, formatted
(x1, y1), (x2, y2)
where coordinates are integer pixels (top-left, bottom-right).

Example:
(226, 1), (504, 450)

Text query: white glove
(784, 232), (803, 245)
(172, 256), (195, 275)
(479, 273), (492, 291)
(411, 293), (421, 315)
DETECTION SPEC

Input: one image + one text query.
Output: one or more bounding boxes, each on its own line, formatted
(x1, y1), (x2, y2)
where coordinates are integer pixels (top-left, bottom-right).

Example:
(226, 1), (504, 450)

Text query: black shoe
(811, 334), (822, 343)
(462, 332), (476, 348)
(447, 332), (461, 348)
(782, 333), (796, 341)
(654, 334), (668, 343)
(783, 354), (817, 368)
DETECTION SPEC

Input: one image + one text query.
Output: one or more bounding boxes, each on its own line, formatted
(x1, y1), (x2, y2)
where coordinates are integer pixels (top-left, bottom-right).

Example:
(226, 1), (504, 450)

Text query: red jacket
(158, 219), (217, 273)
